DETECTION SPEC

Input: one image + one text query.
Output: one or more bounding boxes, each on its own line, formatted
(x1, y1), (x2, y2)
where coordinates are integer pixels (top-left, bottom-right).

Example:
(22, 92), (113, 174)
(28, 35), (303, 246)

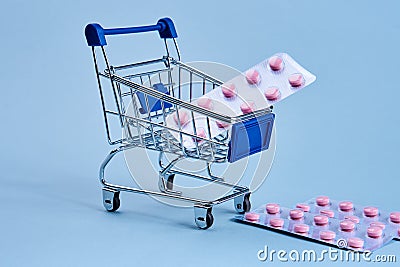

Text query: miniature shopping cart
(84, 18), (275, 229)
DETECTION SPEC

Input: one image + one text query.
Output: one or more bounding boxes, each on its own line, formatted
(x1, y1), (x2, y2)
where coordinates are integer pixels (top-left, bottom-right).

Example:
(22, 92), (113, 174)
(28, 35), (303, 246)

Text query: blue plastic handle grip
(85, 17), (177, 46)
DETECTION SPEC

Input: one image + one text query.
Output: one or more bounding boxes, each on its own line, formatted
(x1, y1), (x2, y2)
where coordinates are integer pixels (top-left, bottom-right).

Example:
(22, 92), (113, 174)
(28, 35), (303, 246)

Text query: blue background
(1, 0), (399, 266)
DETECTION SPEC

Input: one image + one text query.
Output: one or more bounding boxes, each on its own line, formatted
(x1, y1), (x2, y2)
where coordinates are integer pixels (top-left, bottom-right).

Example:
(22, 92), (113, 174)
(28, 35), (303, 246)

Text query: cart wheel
(234, 192), (251, 214)
(243, 195), (251, 213)
(102, 188), (120, 212)
(166, 174), (175, 190)
(204, 212), (214, 229)
(194, 205), (214, 229)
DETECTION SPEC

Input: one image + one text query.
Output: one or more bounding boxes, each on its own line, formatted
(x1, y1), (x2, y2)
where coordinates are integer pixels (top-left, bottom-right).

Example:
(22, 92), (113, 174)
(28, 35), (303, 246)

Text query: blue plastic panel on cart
(228, 113), (275, 163)
(137, 83), (172, 114)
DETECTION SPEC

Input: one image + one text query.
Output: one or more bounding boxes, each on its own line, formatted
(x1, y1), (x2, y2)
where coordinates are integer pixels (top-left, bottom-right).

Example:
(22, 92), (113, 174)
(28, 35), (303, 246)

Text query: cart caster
(102, 187), (120, 212)
(166, 174), (175, 190)
(234, 192), (251, 214)
(158, 174), (181, 195)
(194, 205), (214, 229)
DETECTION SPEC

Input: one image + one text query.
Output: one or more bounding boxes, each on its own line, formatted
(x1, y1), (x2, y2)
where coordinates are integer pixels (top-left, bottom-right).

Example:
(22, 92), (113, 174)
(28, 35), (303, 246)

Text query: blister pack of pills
(165, 53), (316, 148)
(235, 196), (400, 251)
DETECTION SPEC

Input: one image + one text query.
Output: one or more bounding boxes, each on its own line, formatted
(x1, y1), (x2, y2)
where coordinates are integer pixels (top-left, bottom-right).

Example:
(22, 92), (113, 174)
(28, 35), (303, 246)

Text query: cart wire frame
(85, 18), (275, 229)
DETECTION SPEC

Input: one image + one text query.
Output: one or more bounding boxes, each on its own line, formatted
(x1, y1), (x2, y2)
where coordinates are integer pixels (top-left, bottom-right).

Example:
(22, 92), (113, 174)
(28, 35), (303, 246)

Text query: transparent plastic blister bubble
(235, 196), (400, 252)
(166, 53), (316, 148)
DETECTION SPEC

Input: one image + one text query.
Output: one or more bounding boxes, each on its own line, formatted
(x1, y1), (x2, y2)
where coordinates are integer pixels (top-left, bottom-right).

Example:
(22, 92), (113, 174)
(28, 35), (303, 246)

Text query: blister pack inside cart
(84, 18), (316, 229)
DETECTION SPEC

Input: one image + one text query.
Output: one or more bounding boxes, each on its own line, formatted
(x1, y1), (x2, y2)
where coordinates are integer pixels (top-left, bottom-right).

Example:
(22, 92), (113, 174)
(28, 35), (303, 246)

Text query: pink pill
(245, 69), (261, 85)
(240, 101), (255, 114)
(316, 196), (330, 207)
(245, 212), (260, 222)
(296, 203), (310, 212)
(264, 87), (280, 101)
(348, 237), (364, 249)
(345, 215), (360, 224)
(390, 212), (400, 223)
(288, 73), (304, 87)
(268, 56), (283, 71)
(294, 224), (309, 234)
(364, 206), (379, 218)
(221, 83), (236, 98)
(197, 97), (213, 110)
(320, 230), (336, 241)
(320, 210), (335, 218)
(192, 128), (207, 143)
(293, 223), (310, 234)
(340, 220), (356, 232)
(339, 201), (354, 212)
(216, 121), (229, 128)
(367, 226), (383, 239)
(290, 209), (304, 220)
(173, 110), (189, 126)
(314, 215), (329, 226)
(266, 203), (280, 214)
(270, 218), (284, 228)
(216, 120), (229, 129)
(370, 221), (386, 230)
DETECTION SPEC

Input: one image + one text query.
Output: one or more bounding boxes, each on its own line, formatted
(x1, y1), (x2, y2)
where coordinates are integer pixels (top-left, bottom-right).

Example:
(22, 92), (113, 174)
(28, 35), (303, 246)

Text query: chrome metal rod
(99, 145), (245, 206)
(105, 110), (227, 146)
(171, 59), (223, 85)
(107, 72), (272, 123)
(113, 57), (167, 71)
(101, 47), (124, 127)
(159, 155), (184, 176)
(103, 72), (234, 123)
(207, 163), (224, 181)
(209, 187), (249, 205)
(123, 68), (170, 80)
(91, 47), (114, 145)
(168, 169), (248, 191)
(103, 182), (208, 204)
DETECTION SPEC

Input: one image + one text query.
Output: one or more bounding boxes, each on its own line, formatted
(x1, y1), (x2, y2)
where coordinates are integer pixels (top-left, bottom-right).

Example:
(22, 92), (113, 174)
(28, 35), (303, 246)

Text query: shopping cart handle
(85, 17), (177, 46)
